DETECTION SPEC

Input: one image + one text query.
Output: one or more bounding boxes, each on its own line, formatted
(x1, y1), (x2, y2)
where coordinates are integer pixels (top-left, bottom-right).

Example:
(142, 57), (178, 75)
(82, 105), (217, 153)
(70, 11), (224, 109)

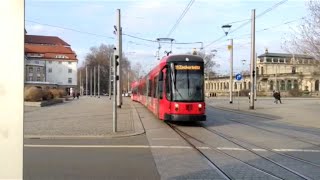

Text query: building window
(48, 68), (52, 73)
(294, 80), (299, 90)
(68, 78), (72, 84)
(37, 77), (41, 81)
(35, 61), (39, 64)
(68, 68), (72, 73)
(266, 58), (272, 63)
(281, 80), (286, 91)
(256, 67), (259, 75)
(49, 61), (52, 64)
(37, 67), (40, 73)
(261, 67), (264, 75)
(292, 67), (296, 74)
(234, 82), (237, 90)
(29, 67), (33, 73)
(68, 61), (72, 64)
(269, 81), (274, 91)
(315, 80), (319, 91)
(287, 80), (292, 90)
(28, 76), (33, 81)
(279, 58), (284, 63)
(59, 61), (62, 64)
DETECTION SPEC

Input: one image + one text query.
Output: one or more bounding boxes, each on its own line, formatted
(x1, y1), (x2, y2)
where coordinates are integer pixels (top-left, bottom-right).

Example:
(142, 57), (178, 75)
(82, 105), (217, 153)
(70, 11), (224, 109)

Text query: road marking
(273, 149), (320, 152)
(217, 147), (247, 151)
(24, 145), (320, 153)
(24, 144), (193, 149)
(152, 138), (180, 141)
(197, 146), (211, 150)
(252, 148), (268, 152)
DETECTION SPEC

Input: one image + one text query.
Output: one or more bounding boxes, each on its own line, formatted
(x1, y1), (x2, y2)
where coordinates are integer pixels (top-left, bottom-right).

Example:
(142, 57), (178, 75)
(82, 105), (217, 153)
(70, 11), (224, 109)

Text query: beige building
(205, 51), (320, 97)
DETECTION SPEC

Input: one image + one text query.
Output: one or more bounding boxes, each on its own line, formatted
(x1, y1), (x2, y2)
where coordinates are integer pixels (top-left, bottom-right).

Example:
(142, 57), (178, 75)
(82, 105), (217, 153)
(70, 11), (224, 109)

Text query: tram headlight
(198, 104), (202, 110)
(174, 104), (179, 111)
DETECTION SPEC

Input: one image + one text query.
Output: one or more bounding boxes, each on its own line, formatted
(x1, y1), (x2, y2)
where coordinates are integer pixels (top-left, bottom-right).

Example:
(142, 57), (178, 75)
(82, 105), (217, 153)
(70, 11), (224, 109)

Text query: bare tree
(78, 44), (131, 94)
(283, 1), (320, 59)
(192, 51), (219, 78)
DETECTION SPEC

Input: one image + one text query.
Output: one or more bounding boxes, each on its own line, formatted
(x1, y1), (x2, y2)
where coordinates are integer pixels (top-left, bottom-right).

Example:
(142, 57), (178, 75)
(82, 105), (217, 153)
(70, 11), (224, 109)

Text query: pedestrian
(273, 90), (278, 104)
(248, 92), (251, 103)
(72, 92), (76, 99)
(76, 92), (80, 99)
(276, 91), (282, 104)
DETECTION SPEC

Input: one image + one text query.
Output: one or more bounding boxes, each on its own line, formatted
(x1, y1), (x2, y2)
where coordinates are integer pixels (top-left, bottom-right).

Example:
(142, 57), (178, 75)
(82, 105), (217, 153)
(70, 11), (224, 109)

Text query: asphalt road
(23, 99), (320, 180)
(24, 135), (160, 180)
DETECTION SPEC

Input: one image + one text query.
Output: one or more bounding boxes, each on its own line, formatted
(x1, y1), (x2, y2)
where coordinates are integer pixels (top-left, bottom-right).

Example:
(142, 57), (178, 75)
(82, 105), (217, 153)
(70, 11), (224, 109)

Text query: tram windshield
(170, 62), (204, 102)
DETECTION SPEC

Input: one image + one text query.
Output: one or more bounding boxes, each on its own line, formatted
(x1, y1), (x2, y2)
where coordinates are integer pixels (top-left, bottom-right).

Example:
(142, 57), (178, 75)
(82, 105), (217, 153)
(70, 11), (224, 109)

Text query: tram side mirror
(159, 72), (163, 81)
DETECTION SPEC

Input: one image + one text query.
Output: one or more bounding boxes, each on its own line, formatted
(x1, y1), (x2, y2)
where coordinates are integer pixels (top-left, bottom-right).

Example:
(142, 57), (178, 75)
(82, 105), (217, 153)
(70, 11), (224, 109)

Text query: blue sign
(235, 73), (242, 81)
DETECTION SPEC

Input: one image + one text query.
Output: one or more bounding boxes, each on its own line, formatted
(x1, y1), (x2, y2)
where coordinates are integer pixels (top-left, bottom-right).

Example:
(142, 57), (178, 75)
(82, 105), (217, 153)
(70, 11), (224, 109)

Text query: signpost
(235, 73), (242, 110)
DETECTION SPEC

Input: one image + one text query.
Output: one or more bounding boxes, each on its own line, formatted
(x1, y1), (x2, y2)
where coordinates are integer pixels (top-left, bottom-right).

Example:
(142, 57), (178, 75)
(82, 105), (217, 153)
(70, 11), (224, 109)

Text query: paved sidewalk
(206, 96), (320, 128)
(24, 96), (144, 138)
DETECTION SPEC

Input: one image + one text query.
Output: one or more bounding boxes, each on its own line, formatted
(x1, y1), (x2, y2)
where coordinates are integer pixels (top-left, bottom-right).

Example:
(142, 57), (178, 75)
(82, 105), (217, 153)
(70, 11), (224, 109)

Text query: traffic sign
(235, 73), (242, 81)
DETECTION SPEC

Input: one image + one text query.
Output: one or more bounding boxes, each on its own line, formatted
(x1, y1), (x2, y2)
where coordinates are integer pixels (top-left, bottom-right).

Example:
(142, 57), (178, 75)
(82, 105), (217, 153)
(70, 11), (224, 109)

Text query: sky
(25, 0), (309, 75)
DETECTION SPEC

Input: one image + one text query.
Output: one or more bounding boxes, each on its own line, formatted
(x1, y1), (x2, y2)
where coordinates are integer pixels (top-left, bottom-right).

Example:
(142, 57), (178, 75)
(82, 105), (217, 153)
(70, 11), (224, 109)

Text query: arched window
(294, 80), (299, 90)
(281, 80), (285, 91)
(248, 82), (251, 90)
(244, 82), (247, 90)
(234, 82), (237, 90)
(220, 82), (223, 90)
(292, 67), (296, 74)
(269, 80), (274, 91)
(256, 67), (259, 76)
(226, 82), (229, 89)
(214, 83), (216, 90)
(240, 83), (242, 90)
(287, 80), (292, 90)
(261, 67), (264, 75)
(316, 80), (319, 91)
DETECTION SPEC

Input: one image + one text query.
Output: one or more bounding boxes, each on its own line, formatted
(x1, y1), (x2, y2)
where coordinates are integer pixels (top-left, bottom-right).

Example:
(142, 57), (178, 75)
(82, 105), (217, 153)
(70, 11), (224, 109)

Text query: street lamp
(222, 24), (233, 104)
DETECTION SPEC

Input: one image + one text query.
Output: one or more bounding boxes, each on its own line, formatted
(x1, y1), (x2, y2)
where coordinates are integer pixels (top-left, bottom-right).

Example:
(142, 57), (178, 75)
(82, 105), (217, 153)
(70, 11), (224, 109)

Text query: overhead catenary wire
(166, 0), (195, 38)
(203, 0), (288, 49)
(25, 20), (115, 39)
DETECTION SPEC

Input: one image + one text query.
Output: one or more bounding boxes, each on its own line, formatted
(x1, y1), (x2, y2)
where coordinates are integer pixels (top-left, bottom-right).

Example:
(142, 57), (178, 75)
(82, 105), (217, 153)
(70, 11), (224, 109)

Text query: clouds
(25, 23), (65, 35)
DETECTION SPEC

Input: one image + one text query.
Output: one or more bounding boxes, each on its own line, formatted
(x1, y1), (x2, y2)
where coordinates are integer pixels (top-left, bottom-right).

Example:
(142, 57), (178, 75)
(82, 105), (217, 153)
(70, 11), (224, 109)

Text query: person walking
(276, 91), (282, 104)
(76, 92), (80, 99)
(273, 90), (278, 104)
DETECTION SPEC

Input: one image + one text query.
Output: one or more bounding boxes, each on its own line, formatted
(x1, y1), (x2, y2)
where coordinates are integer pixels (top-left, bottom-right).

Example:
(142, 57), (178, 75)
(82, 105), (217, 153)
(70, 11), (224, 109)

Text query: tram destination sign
(175, 65), (201, 70)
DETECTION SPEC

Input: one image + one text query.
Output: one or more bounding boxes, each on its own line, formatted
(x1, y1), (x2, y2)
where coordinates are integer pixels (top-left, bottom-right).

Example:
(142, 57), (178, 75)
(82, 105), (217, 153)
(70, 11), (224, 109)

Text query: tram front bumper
(164, 114), (206, 121)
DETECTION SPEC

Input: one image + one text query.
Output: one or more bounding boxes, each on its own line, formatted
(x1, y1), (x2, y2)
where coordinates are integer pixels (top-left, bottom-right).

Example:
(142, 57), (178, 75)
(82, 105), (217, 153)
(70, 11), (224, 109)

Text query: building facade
(24, 34), (78, 94)
(205, 51), (320, 97)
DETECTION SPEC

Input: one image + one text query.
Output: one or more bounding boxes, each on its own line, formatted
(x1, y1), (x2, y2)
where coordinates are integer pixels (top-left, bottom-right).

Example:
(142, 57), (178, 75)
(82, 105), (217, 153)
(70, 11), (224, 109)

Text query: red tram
(131, 81), (139, 101)
(131, 54), (206, 121)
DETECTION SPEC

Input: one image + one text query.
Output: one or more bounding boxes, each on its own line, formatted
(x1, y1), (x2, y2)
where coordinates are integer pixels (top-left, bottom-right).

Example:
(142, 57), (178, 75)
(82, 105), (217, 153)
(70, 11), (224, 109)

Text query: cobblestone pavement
(24, 96), (135, 137)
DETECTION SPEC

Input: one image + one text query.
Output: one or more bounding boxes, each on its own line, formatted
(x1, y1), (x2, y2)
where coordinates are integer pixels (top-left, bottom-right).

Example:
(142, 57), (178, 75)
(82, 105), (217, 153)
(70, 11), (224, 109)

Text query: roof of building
(258, 52), (314, 59)
(25, 44), (77, 60)
(25, 35), (70, 46)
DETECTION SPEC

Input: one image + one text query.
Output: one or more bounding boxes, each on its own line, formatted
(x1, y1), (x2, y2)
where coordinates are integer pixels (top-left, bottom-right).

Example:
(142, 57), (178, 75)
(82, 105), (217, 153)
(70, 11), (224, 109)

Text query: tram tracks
(167, 123), (287, 180)
(168, 122), (319, 180)
(207, 106), (320, 148)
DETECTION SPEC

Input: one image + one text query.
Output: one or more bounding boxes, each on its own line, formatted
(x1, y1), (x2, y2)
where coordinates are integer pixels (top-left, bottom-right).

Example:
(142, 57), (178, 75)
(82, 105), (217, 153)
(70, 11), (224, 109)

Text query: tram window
(166, 70), (171, 100)
(159, 81), (163, 99)
(153, 76), (157, 98)
(148, 80), (152, 97)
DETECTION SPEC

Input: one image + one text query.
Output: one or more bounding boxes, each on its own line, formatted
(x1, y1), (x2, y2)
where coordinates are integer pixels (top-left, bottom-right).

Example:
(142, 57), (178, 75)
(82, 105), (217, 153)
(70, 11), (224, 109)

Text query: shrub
(49, 89), (60, 99)
(58, 89), (67, 97)
(288, 89), (303, 97)
(42, 89), (53, 100)
(239, 89), (250, 96)
(24, 86), (43, 102)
